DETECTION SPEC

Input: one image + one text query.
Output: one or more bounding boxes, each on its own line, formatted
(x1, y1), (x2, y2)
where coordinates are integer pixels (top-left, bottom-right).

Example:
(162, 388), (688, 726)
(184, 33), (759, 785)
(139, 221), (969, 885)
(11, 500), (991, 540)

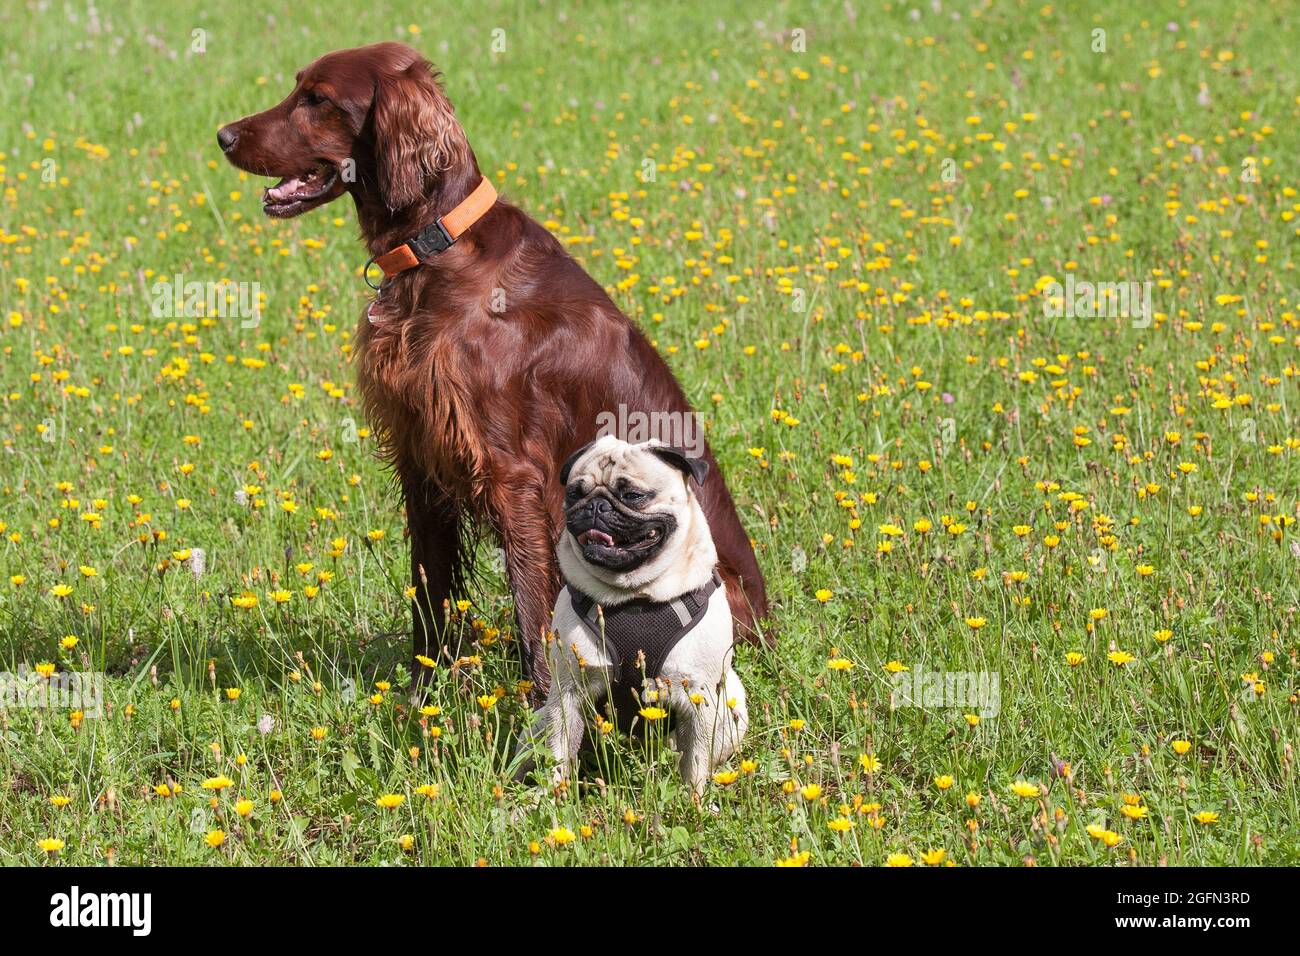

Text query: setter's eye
(303, 88), (328, 107)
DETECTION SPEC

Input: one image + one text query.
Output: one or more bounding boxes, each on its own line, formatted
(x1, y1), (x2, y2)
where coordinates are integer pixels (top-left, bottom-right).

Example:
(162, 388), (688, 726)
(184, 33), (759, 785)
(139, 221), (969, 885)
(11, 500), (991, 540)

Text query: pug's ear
(649, 446), (709, 486)
(559, 441), (597, 486)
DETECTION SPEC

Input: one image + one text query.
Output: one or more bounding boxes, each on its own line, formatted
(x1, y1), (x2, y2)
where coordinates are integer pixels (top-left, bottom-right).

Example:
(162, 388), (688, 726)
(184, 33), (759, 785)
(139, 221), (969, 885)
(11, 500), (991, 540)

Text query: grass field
(1, 0), (1297, 866)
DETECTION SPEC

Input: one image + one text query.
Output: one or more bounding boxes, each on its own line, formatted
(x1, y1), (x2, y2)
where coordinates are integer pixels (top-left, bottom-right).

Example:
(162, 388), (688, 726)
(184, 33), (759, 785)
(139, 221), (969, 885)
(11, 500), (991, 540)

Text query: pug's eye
(620, 489), (652, 506)
(565, 484), (583, 501)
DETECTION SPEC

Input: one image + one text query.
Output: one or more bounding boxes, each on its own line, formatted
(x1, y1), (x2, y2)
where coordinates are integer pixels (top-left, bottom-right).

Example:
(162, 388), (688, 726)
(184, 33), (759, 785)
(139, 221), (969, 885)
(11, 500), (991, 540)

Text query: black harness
(567, 571), (723, 686)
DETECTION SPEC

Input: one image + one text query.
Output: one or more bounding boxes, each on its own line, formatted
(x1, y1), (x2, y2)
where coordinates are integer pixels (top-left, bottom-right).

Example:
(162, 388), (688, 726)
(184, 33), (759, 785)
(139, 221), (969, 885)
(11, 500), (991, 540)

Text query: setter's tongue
(263, 165), (331, 205)
(264, 176), (310, 204)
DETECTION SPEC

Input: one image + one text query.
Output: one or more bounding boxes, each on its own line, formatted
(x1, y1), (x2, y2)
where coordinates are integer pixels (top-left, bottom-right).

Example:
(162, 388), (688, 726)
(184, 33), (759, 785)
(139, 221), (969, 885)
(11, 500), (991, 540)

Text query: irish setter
(218, 42), (769, 696)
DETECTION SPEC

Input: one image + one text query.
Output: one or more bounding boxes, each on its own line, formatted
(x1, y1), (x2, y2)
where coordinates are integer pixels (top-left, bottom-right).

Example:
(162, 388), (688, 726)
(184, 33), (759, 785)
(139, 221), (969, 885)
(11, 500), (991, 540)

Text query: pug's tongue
(579, 530), (615, 547)
(264, 175), (311, 204)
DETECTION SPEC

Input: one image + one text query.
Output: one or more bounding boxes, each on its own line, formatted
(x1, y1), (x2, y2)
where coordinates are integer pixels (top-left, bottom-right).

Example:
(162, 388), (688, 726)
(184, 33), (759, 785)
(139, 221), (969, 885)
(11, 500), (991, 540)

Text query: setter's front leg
(487, 468), (561, 703)
(403, 476), (464, 684)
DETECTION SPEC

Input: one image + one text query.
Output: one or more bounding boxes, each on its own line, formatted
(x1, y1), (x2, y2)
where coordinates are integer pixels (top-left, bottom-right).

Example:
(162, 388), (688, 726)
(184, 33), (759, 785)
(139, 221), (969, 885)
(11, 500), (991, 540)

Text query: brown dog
(218, 42), (768, 695)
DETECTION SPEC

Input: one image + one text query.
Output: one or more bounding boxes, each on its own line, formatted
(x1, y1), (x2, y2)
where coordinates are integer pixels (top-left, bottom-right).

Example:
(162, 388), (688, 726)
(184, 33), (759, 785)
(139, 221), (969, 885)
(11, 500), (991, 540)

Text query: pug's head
(558, 436), (714, 596)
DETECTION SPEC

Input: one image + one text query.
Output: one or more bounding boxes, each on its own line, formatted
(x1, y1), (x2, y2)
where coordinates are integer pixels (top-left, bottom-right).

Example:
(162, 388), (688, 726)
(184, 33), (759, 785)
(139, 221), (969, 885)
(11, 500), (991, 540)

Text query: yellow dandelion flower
(548, 826), (576, 846)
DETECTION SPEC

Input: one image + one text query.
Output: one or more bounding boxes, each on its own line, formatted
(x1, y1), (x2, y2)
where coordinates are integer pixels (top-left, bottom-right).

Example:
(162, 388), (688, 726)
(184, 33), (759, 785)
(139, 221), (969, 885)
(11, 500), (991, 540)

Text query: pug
(517, 436), (748, 794)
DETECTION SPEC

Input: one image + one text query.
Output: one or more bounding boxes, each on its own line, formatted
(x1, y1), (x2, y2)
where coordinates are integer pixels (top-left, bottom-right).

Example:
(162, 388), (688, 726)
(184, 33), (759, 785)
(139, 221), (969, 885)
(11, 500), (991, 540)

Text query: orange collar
(364, 177), (497, 289)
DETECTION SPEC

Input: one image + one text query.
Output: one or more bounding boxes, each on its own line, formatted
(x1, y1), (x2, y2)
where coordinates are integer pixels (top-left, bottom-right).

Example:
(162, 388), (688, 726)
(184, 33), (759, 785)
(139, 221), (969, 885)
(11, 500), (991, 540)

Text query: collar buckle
(363, 177), (497, 288)
(408, 219), (455, 259)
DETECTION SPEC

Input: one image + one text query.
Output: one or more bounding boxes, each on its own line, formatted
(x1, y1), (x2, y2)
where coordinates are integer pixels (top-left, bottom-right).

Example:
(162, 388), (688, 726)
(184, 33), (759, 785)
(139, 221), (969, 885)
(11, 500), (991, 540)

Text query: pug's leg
(515, 695), (576, 784)
(668, 667), (750, 795)
(539, 690), (585, 783)
(661, 681), (711, 795)
(516, 633), (612, 784)
(516, 641), (585, 782)
(667, 692), (706, 795)
(716, 667), (749, 763)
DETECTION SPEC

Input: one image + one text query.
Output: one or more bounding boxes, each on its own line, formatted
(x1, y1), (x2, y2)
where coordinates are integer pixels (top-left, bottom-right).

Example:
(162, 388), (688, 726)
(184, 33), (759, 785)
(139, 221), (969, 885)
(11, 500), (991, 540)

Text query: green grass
(1, 0), (1297, 865)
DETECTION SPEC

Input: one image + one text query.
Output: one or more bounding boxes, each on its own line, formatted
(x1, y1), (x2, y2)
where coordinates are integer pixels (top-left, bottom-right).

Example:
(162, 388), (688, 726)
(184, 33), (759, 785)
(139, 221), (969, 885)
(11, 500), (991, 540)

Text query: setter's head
(218, 42), (469, 217)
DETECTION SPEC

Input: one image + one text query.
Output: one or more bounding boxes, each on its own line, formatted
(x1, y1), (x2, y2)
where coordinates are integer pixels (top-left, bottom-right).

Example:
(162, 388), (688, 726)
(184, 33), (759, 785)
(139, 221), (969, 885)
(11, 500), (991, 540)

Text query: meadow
(0, 0), (1297, 866)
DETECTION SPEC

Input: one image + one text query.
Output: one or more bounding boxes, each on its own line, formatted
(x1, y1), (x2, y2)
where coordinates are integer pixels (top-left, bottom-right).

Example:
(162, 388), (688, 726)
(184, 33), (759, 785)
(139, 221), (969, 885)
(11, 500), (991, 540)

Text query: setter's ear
(372, 59), (466, 211)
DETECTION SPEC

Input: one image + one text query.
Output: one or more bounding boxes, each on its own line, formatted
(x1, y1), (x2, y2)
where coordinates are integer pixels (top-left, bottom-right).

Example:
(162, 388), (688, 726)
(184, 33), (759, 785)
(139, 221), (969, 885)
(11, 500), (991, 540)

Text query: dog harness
(567, 571), (723, 685)
(363, 176), (498, 289)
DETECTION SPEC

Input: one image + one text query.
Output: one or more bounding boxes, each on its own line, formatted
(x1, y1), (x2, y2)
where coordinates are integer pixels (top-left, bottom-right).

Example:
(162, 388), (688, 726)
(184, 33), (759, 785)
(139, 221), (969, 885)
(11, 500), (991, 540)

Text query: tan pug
(517, 436), (748, 794)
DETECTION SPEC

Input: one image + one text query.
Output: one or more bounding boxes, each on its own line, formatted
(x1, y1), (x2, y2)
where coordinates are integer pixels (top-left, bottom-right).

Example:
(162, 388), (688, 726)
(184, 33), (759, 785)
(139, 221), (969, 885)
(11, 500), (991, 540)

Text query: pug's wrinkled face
(561, 437), (705, 578)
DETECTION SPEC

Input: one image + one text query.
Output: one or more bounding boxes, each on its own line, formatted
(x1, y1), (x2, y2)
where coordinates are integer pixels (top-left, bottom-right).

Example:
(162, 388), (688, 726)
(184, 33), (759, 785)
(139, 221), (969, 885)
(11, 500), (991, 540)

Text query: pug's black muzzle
(565, 492), (676, 572)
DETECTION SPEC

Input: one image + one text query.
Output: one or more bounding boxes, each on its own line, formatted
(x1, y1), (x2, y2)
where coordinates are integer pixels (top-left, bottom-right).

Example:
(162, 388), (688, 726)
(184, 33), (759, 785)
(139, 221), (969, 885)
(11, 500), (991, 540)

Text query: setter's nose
(217, 125), (239, 153)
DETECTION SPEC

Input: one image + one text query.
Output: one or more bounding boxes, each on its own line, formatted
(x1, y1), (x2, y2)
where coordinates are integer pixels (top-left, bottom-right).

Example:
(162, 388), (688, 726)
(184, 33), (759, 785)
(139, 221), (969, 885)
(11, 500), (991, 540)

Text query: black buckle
(408, 218), (455, 259)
